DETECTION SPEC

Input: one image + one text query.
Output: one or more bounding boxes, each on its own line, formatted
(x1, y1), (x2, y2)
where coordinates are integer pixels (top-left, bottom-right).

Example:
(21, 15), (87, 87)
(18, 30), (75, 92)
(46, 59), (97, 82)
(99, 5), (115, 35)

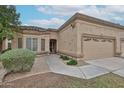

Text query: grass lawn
(1, 72), (124, 88)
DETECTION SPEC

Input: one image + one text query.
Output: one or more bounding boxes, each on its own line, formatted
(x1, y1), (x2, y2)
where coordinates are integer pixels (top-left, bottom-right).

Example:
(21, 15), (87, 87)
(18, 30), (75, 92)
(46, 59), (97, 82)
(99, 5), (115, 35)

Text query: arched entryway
(50, 39), (57, 53)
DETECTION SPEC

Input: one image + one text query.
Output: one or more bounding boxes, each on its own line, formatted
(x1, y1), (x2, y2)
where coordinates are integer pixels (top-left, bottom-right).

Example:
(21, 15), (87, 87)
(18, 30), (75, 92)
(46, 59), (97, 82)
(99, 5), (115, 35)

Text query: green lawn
(1, 72), (124, 88)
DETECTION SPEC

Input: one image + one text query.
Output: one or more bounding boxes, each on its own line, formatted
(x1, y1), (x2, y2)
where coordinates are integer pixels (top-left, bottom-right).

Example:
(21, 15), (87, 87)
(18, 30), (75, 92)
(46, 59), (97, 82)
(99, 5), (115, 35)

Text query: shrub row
(60, 54), (77, 65)
(67, 59), (77, 65)
(60, 55), (69, 60)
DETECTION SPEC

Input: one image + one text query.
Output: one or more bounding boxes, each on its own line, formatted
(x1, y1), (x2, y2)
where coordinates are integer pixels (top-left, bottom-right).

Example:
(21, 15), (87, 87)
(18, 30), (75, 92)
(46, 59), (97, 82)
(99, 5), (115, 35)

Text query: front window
(18, 38), (23, 48)
(32, 38), (38, 51)
(26, 38), (32, 50)
(26, 38), (38, 51)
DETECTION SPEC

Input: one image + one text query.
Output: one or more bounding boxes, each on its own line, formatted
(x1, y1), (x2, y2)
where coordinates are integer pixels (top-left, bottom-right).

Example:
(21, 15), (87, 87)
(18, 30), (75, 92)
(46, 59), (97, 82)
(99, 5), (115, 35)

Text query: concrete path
(45, 54), (109, 79)
(79, 65), (109, 79)
(45, 55), (85, 79)
(4, 56), (51, 82)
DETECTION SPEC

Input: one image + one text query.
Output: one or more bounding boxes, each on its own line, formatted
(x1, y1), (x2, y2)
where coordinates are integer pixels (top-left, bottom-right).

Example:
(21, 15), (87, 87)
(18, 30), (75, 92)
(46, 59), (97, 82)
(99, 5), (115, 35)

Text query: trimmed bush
(1, 48), (11, 54)
(60, 55), (70, 60)
(67, 59), (77, 65)
(0, 49), (36, 73)
(60, 55), (63, 59)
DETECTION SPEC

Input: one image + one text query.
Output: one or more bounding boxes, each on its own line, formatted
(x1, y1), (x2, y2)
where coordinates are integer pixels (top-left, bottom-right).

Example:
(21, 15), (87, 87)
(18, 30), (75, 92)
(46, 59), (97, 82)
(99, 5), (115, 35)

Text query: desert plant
(63, 55), (69, 60)
(0, 49), (36, 73)
(60, 55), (69, 60)
(60, 55), (63, 59)
(67, 59), (77, 65)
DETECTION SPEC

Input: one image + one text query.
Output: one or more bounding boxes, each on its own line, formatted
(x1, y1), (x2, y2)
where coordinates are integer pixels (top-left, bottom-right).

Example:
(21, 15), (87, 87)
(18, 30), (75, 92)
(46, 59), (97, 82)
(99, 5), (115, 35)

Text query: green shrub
(60, 55), (69, 60)
(67, 59), (77, 65)
(63, 56), (69, 60)
(1, 48), (11, 54)
(60, 55), (63, 59)
(0, 49), (36, 73)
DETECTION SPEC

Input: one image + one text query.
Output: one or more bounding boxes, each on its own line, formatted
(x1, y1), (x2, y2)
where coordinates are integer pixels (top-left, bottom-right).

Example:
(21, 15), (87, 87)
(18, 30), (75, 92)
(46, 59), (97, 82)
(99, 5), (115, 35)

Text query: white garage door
(83, 37), (115, 60)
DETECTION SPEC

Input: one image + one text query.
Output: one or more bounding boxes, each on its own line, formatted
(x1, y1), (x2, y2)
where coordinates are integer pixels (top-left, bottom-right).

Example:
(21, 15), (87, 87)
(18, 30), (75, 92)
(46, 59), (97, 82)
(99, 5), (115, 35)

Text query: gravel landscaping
(1, 72), (124, 88)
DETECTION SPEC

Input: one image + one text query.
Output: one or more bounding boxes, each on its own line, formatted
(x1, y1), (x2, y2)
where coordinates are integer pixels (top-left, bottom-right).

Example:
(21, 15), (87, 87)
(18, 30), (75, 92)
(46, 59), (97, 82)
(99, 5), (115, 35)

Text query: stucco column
(116, 36), (121, 54)
(116, 33), (121, 55)
(37, 37), (41, 52)
(76, 22), (82, 57)
(45, 36), (50, 53)
(23, 36), (26, 49)
(5, 38), (8, 50)
(2, 39), (7, 50)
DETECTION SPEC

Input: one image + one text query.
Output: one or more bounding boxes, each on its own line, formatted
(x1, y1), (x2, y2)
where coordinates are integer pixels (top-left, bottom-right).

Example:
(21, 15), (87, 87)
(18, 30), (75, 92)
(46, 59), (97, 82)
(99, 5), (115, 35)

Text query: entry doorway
(50, 39), (57, 53)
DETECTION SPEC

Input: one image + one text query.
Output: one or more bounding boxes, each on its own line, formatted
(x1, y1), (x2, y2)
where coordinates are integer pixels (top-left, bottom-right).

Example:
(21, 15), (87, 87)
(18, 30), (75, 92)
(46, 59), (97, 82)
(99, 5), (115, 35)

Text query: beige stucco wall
(7, 29), (58, 54)
(11, 32), (23, 49)
(76, 19), (124, 59)
(3, 18), (124, 60)
(2, 39), (6, 50)
(58, 19), (124, 58)
(58, 21), (79, 57)
(3, 32), (23, 50)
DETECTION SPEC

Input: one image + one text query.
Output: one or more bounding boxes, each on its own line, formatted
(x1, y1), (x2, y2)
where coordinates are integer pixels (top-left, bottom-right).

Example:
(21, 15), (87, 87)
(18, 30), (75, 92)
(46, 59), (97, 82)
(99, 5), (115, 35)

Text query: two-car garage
(82, 35), (115, 60)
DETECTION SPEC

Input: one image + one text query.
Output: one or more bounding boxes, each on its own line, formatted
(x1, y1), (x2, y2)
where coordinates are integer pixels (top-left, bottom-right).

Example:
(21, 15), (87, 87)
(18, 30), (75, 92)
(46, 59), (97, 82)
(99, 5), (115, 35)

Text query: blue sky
(16, 5), (124, 29)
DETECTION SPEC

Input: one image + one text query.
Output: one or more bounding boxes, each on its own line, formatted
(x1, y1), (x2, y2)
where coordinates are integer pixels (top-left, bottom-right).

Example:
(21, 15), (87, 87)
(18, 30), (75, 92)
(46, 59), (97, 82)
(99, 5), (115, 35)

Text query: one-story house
(1, 12), (124, 60)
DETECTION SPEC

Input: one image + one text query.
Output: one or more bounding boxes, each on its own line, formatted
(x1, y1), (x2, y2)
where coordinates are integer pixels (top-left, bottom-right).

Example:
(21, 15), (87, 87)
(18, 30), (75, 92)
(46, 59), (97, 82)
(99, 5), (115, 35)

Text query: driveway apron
(85, 57), (124, 71)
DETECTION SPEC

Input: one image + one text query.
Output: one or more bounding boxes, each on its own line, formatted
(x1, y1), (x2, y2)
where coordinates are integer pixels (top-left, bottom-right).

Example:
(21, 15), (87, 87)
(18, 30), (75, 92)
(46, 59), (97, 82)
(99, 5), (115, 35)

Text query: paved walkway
(4, 56), (51, 82)
(45, 55), (109, 79)
(3, 54), (124, 82)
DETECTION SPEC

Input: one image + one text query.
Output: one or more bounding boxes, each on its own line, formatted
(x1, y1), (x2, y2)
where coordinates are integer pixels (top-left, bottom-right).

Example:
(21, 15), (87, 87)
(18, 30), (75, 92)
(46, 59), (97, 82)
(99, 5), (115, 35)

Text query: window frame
(18, 38), (23, 48)
(26, 37), (38, 51)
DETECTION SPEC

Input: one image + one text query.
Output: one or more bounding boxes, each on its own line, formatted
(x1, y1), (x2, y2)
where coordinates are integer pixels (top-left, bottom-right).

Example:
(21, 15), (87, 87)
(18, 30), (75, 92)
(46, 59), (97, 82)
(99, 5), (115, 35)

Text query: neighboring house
(1, 12), (124, 60)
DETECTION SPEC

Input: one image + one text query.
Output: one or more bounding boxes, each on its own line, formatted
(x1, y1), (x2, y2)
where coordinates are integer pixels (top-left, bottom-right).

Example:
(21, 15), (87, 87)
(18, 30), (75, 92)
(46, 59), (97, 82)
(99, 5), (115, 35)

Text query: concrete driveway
(45, 54), (109, 79)
(85, 57), (124, 71)
(85, 57), (124, 78)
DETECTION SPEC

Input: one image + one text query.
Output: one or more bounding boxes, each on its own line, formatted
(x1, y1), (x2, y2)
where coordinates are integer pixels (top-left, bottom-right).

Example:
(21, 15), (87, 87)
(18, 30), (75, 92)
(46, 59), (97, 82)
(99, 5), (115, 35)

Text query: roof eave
(58, 12), (124, 31)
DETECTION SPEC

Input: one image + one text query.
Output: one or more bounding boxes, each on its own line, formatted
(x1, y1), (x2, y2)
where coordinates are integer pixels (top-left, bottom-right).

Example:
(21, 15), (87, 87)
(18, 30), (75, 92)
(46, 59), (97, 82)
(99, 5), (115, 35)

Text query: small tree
(0, 5), (21, 51)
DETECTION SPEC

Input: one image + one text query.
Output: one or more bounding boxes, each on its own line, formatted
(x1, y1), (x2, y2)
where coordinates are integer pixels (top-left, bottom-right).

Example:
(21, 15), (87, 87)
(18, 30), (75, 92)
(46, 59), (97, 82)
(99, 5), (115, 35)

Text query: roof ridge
(58, 12), (124, 31)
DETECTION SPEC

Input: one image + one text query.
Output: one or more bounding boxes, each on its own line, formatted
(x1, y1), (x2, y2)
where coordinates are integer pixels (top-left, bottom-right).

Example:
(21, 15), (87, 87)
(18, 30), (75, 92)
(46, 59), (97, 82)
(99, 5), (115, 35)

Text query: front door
(50, 39), (57, 53)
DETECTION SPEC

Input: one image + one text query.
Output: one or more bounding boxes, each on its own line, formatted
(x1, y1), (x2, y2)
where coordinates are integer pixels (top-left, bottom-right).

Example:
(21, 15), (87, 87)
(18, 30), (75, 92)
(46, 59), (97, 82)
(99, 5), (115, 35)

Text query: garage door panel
(83, 37), (115, 60)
